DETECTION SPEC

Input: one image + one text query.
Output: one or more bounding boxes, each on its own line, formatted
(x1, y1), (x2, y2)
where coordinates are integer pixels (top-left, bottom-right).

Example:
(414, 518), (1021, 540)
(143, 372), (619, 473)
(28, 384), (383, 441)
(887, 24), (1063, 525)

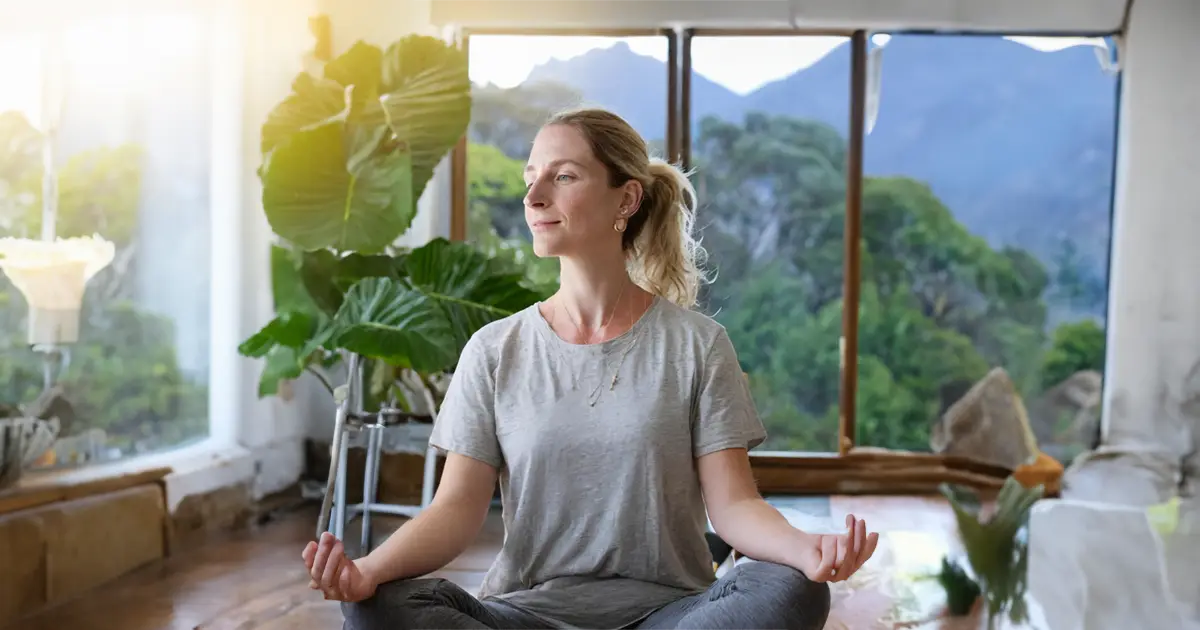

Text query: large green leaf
(260, 117), (415, 252)
(379, 35), (471, 205)
(322, 240), (543, 373)
(334, 252), (408, 289)
(260, 73), (348, 155)
(405, 238), (543, 347)
(323, 40), (383, 99)
(331, 277), (457, 372)
(299, 249), (346, 316)
(296, 249), (410, 316)
(258, 345), (305, 397)
(238, 311), (318, 358)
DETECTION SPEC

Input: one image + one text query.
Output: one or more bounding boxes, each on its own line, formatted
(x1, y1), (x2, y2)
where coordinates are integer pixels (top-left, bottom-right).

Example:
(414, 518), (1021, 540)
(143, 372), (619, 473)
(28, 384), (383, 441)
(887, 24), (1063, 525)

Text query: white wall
(1070, 0), (1200, 504)
(211, 0), (321, 500)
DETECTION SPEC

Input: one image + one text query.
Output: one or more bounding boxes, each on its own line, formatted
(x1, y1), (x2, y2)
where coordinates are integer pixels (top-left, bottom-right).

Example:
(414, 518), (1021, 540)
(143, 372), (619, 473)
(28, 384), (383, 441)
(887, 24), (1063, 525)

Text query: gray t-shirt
(429, 295), (767, 629)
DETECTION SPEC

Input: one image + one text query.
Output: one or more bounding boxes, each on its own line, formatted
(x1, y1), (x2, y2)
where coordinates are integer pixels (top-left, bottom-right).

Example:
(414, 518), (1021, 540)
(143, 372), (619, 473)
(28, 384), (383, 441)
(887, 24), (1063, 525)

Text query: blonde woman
(304, 108), (879, 630)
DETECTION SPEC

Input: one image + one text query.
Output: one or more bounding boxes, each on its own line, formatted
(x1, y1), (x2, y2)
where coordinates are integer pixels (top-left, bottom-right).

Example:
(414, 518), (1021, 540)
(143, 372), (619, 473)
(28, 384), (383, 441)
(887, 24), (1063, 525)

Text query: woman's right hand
(303, 531), (379, 602)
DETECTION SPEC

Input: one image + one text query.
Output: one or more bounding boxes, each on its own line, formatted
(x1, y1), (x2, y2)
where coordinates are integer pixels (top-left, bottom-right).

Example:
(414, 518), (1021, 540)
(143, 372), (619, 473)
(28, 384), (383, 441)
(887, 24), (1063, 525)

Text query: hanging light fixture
(0, 234), (115, 345)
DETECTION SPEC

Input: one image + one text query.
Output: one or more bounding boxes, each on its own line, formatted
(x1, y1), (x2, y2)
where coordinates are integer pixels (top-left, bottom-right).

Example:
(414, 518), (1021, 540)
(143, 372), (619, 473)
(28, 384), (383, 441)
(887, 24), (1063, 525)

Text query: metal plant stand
(316, 354), (439, 554)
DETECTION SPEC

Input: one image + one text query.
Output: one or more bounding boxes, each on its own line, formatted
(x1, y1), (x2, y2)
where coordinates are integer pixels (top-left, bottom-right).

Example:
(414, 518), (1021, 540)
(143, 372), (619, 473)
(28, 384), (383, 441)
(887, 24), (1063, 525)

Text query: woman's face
(523, 124), (638, 258)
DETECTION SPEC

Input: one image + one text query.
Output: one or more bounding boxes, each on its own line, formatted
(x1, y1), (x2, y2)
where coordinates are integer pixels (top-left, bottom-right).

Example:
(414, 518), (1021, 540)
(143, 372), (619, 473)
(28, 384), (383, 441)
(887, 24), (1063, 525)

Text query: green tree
(692, 113), (1052, 451)
(1050, 237), (1107, 316)
(1041, 319), (1105, 387)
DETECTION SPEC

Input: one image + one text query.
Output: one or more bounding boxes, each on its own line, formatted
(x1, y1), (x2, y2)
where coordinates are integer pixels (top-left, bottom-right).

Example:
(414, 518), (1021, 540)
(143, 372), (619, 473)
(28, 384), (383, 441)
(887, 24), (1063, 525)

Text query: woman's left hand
(798, 514), (879, 583)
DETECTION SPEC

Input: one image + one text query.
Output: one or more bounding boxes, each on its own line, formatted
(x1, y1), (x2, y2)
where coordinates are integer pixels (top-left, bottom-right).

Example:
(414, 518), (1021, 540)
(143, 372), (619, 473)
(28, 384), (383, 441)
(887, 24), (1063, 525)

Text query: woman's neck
(548, 254), (653, 342)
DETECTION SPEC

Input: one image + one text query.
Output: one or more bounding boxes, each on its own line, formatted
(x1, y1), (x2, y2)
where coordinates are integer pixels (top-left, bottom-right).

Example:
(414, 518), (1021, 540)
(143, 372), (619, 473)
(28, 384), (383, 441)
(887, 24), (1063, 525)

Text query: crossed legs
(343, 561), (830, 630)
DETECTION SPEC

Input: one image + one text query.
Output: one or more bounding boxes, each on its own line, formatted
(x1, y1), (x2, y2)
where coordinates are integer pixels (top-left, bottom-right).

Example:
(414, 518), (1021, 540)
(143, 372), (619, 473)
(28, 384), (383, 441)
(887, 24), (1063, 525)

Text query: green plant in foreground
(937, 556), (982, 616)
(940, 477), (1044, 629)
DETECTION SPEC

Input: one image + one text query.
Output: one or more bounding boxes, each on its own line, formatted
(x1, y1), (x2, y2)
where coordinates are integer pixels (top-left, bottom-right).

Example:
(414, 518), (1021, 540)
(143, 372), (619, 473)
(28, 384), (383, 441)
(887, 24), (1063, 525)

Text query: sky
(468, 34), (1106, 95)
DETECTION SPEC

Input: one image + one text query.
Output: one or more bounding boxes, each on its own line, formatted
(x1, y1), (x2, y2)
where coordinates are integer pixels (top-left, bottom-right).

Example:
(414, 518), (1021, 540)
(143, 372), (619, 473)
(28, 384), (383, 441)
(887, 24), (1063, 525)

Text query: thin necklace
(547, 287), (648, 406)
(556, 282), (627, 345)
(586, 294), (644, 406)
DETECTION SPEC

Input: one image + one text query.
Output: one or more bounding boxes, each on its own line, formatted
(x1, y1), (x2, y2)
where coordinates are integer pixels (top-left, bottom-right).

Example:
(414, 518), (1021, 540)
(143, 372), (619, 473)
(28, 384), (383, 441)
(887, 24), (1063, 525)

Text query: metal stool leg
(333, 431), (349, 540)
(421, 445), (437, 508)
(360, 426), (382, 553)
(317, 355), (358, 539)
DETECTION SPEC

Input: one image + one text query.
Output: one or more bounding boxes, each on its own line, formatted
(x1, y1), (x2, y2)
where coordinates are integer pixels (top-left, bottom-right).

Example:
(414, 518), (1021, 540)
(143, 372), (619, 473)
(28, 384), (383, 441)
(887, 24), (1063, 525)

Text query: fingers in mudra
(304, 532), (345, 597)
(809, 515), (881, 583)
(835, 515), (879, 581)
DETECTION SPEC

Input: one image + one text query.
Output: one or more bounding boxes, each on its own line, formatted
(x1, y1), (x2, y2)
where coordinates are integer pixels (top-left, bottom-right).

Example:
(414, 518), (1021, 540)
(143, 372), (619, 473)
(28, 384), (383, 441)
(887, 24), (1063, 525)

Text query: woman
(303, 108), (879, 629)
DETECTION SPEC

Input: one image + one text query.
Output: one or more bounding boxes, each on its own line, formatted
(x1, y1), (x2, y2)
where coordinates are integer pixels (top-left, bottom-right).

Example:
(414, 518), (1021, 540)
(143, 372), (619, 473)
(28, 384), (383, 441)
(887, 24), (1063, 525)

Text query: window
(689, 34), (851, 453)
(857, 34), (1116, 464)
(0, 10), (215, 466)
(450, 27), (1118, 473)
(464, 32), (673, 293)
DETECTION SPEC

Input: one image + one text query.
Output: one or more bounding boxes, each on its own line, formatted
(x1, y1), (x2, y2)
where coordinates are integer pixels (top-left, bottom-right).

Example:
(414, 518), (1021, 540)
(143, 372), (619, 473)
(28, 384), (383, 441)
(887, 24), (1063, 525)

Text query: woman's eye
(556, 173), (574, 182)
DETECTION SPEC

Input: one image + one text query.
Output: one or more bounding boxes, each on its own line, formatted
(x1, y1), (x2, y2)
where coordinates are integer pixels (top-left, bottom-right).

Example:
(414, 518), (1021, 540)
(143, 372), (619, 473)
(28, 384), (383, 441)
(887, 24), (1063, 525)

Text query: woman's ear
(621, 180), (644, 217)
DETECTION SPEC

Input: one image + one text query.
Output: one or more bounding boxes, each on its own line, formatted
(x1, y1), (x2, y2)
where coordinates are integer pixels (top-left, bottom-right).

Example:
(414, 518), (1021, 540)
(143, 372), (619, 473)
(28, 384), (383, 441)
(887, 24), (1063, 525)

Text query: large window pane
(0, 11), (213, 466)
(690, 36), (850, 453)
(857, 35), (1116, 465)
(466, 34), (671, 292)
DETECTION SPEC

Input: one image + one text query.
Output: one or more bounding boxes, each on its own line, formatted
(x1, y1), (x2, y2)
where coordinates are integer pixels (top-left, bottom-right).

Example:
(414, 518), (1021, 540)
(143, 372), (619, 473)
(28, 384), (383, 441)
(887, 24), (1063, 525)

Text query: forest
(466, 82), (1107, 455)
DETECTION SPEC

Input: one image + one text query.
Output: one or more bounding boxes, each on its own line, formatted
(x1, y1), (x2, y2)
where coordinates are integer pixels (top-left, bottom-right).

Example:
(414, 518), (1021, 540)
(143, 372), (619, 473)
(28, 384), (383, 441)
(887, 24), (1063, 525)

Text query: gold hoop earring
(614, 217), (627, 232)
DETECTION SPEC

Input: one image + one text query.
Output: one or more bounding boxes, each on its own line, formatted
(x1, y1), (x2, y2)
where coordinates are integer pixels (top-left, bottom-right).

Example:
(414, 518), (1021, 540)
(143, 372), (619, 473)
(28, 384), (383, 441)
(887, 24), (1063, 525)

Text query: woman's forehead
(527, 125), (598, 168)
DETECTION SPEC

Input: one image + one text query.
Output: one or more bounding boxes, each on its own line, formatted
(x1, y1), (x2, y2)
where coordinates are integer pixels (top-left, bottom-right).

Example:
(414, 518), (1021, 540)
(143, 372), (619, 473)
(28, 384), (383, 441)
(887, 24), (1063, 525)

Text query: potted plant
(239, 33), (546, 414)
(937, 477), (1045, 629)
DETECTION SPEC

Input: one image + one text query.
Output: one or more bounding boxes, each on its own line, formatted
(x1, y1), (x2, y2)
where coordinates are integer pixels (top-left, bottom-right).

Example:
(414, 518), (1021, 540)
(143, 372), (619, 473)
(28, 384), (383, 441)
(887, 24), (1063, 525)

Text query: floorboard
(17, 496), (965, 629)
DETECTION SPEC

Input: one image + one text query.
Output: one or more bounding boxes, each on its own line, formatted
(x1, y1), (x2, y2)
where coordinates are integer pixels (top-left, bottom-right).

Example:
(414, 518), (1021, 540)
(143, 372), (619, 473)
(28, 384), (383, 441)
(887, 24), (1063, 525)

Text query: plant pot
(0, 416), (60, 490)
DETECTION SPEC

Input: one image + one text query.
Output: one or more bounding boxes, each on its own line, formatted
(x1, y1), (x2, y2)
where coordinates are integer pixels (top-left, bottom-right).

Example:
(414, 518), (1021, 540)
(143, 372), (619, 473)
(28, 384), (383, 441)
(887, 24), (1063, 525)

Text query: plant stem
(306, 366), (335, 396)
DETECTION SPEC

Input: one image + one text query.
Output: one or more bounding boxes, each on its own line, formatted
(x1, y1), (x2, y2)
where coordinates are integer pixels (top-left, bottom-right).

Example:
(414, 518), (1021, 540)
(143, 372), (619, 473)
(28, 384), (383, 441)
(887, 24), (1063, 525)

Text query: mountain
(525, 41), (745, 144)
(519, 36), (1118, 284)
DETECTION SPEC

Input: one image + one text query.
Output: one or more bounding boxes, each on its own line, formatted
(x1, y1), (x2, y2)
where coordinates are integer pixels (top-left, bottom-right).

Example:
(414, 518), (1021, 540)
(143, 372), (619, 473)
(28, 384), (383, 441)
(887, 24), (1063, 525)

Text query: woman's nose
(524, 180), (549, 208)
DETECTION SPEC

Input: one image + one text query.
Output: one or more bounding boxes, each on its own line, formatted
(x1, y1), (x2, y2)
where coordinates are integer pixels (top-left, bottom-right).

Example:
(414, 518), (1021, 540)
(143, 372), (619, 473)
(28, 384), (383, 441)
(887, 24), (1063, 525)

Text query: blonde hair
(545, 108), (708, 308)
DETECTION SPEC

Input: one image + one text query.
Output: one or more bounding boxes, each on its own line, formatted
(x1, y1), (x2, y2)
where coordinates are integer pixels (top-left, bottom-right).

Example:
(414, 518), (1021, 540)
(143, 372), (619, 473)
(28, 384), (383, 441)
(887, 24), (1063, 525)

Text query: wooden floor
(17, 496), (965, 630)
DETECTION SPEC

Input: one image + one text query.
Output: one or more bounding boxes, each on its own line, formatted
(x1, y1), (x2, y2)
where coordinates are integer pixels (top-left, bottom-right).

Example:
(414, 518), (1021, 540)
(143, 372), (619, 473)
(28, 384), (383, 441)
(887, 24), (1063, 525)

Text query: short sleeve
(429, 335), (504, 469)
(693, 329), (768, 457)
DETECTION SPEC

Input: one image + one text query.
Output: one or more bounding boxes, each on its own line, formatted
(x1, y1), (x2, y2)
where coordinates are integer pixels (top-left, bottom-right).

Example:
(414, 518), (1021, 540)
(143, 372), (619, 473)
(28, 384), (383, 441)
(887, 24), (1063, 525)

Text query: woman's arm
(357, 453), (498, 585)
(697, 447), (816, 569)
(697, 447), (878, 582)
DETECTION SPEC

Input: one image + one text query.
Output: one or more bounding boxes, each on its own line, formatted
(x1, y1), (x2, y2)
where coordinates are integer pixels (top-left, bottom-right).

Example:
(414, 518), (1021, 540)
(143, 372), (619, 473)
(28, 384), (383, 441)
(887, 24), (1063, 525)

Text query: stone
(1026, 370), (1103, 462)
(931, 367), (1040, 470)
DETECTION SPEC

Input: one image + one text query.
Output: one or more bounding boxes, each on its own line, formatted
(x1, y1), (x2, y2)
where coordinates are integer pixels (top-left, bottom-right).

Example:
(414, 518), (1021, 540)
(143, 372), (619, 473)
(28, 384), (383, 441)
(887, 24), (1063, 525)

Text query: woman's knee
(341, 578), (452, 630)
(727, 561), (831, 629)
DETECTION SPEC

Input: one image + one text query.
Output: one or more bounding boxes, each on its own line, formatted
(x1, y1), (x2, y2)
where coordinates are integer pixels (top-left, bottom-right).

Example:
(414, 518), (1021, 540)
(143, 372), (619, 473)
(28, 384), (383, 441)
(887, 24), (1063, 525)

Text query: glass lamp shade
(0, 235), (115, 345)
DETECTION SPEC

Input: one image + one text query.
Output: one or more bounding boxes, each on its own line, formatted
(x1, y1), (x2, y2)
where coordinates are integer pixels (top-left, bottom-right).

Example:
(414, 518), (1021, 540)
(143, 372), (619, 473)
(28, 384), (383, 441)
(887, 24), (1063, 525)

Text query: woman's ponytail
(626, 158), (706, 308)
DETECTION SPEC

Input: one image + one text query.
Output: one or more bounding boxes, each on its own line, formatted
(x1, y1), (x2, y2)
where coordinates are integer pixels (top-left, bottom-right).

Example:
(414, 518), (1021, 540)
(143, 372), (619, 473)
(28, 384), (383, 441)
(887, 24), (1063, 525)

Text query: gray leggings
(342, 561), (831, 630)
